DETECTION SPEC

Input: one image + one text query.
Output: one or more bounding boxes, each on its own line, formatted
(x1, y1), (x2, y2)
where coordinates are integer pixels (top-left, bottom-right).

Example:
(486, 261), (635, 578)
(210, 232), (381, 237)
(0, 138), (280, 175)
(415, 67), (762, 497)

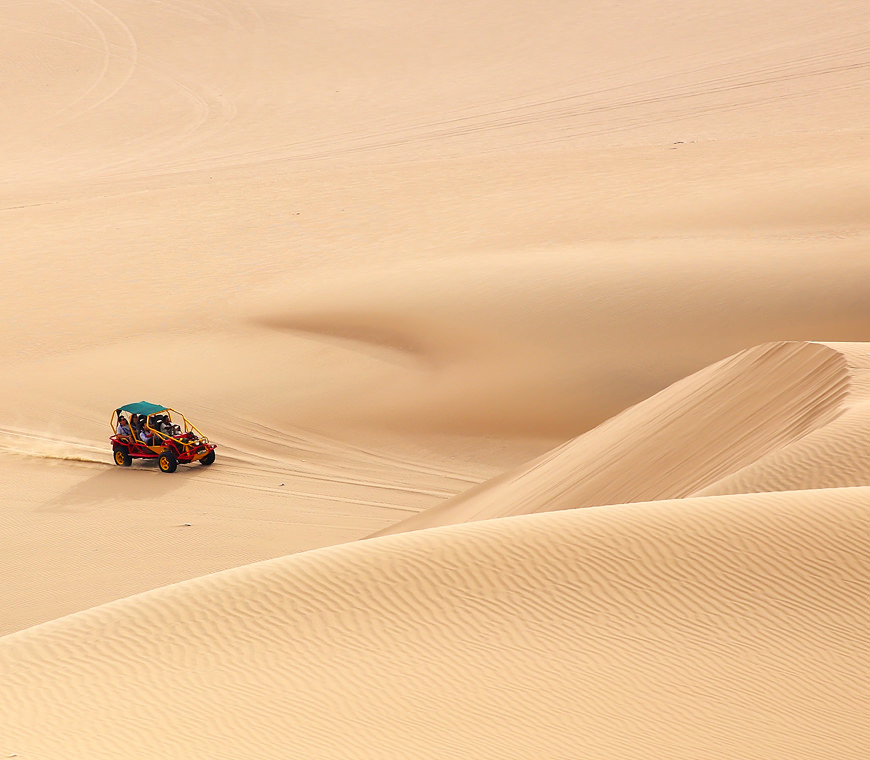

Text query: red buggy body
(111, 401), (216, 473)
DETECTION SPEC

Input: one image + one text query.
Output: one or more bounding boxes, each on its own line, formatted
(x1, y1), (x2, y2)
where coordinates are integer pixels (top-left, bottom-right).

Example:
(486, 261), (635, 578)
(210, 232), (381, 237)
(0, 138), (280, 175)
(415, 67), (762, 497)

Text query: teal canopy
(117, 401), (167, 416)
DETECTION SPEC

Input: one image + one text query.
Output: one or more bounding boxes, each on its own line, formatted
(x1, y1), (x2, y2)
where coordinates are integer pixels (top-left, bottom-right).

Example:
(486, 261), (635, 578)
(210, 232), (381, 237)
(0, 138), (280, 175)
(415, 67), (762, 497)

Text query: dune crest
(374, 341), (860, 536)
(695, 342), (870, 495)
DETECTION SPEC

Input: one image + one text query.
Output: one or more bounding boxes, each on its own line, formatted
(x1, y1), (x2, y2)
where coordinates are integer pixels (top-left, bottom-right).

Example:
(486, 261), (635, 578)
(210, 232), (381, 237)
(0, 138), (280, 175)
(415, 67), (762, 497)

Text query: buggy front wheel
(200, 449), (215, 466)
(158, 451), (178, 473)
(113, 447), (132, 467)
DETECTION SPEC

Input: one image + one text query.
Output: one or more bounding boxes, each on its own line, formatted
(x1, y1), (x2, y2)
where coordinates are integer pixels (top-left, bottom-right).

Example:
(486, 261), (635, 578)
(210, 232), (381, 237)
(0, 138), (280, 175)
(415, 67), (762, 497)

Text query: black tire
(158, 451), (178, 473)
(113, 446), (132, 467)
(200, 449), (216, 466)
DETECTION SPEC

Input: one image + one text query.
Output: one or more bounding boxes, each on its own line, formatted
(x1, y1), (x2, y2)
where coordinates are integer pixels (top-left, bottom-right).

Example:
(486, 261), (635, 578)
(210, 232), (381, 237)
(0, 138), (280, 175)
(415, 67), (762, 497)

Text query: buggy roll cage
(112, 403), (209, 446)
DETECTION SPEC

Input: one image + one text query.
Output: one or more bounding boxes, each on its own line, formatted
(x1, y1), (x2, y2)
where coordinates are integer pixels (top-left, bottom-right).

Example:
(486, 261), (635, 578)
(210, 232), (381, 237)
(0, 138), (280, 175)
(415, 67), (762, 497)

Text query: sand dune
(374, 341), (868, 535)
(0, 415), (492, 635)
(2, 487), (867, 759)
(694, 342), (870, 495)
(3, 0), (870, 757)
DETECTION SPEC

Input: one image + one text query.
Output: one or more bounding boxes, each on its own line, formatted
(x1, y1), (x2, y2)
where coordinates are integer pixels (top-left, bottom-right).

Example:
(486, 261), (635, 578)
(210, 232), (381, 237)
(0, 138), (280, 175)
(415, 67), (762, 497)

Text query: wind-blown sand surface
(2, 489), (868, 759)
(2, 0), (869, 757)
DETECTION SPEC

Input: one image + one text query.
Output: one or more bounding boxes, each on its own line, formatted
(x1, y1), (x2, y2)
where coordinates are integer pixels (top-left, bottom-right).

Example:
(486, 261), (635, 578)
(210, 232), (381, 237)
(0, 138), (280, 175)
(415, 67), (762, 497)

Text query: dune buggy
(110, 401), (217, 473)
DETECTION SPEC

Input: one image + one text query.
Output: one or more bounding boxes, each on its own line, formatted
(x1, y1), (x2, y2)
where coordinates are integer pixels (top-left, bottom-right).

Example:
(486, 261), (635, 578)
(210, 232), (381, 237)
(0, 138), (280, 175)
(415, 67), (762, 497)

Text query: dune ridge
(1, 486), (867, 759)
(374, 341), (862, 536)
(696, 342), (870, 495)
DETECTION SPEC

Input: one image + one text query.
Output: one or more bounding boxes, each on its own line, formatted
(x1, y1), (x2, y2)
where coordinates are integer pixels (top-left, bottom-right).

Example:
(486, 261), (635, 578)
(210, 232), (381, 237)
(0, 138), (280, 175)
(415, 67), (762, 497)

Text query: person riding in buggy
(111, 401), (217, 472)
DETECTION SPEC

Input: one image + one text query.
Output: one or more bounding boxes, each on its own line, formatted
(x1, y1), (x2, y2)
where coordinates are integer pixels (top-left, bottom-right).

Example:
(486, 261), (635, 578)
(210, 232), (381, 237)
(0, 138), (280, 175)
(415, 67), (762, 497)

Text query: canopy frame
(116, 401), (167, 416)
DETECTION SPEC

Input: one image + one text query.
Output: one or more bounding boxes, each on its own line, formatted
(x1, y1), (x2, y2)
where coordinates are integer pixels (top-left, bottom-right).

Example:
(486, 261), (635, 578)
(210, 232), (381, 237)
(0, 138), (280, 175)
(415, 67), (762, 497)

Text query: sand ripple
(1, 488), (867, 758)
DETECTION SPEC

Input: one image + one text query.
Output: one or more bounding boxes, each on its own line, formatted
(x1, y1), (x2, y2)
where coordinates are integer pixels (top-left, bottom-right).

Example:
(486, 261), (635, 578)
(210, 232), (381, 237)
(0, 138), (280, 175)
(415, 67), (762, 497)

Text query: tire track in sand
(50, 0), (139, 124)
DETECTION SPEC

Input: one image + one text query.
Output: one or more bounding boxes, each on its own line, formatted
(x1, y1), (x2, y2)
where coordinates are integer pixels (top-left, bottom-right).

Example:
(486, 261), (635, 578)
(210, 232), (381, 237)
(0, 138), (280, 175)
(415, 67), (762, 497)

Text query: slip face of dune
(1, 488), (868, 759)
(694, 343), (870, 496)
(375, 341), (857, 536)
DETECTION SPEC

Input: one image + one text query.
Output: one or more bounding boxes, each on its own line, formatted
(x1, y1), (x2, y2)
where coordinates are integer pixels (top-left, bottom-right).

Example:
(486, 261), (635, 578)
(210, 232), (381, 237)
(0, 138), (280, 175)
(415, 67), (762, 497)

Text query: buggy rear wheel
(200, 449), (215, 466)
(158, 451), (178, 473)
(113, 447), (132, 467)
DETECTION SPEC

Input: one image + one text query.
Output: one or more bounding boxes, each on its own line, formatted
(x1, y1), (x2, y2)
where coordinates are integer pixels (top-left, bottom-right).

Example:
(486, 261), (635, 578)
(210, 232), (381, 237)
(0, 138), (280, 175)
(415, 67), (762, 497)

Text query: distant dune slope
(1, 488), (867, 759)
(374, 341), (865, 536)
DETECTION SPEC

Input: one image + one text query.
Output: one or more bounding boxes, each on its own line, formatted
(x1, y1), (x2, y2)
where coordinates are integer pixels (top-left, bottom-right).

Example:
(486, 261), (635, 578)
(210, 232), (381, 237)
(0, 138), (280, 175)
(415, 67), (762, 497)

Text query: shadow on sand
(38, 460), (214, 512)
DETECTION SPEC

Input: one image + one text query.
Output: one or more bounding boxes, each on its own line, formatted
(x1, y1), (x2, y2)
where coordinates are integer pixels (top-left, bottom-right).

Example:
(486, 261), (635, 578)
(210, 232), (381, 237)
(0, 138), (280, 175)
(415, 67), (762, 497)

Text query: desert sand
(1, 0), (868, 757)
